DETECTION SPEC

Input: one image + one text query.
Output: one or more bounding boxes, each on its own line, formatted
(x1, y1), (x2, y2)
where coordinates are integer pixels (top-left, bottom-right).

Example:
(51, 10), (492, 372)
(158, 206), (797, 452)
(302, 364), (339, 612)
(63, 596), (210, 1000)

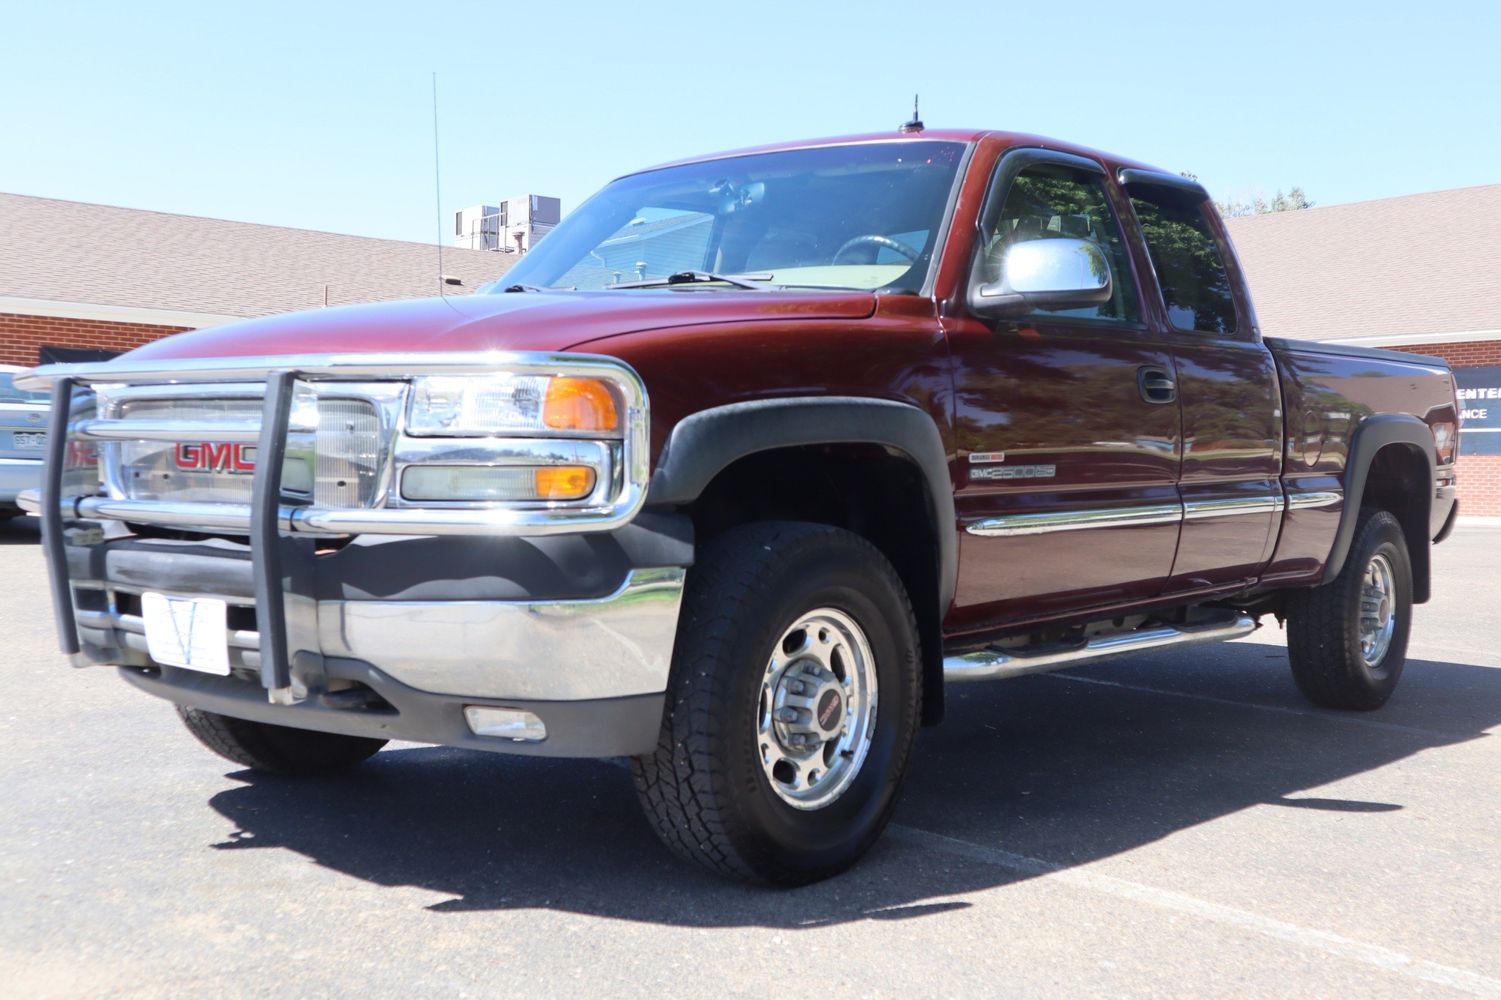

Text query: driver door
(945, 149), (1183, 632)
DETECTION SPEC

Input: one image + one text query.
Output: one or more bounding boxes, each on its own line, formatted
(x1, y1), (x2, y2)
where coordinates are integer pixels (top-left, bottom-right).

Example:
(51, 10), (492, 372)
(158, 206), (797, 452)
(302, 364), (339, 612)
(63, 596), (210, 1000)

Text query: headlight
(391, 358), (646, 518)
(407, 375), (620, 436)
(541, 376), (619, 432)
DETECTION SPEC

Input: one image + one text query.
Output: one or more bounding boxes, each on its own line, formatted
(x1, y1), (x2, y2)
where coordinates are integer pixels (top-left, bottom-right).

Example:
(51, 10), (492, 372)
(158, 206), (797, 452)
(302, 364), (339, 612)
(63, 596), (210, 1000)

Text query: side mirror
(969, 237), (1113, 318)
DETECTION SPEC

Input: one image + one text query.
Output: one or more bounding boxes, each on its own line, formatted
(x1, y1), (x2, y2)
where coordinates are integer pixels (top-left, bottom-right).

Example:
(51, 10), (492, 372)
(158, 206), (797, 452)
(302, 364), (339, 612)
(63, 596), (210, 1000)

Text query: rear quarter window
(1129, 190), (1237, 335)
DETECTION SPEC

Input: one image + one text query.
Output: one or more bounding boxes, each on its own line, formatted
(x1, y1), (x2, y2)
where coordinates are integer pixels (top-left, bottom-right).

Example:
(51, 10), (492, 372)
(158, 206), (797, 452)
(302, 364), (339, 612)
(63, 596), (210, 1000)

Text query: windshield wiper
(607, 270), (774, 291)
(502, 283), (547, 293)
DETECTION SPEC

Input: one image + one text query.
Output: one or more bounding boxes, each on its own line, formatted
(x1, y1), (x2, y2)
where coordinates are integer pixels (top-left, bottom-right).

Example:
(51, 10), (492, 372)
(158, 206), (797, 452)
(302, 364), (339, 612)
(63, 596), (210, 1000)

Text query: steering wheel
(832, 234), (921, 264)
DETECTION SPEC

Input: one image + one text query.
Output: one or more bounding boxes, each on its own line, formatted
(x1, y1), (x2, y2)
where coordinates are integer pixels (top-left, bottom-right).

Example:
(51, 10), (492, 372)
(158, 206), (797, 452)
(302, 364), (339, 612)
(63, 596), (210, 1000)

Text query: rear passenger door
(1122, 175), (1283, 593)
(947, 150), (1183, 631)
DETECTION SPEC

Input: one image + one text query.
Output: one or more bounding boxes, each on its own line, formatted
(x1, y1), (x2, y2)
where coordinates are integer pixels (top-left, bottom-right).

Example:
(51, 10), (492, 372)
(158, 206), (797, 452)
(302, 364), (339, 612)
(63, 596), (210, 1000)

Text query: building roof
(7, 180), (1496, 348)
(1225, 183), (1501, 345)
(0, 192), (517, 326)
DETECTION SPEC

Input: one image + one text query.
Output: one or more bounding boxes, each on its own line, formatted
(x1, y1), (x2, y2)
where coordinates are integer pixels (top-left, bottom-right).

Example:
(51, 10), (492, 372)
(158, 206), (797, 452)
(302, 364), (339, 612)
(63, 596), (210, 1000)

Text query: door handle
(1138, 366), (1176, 404)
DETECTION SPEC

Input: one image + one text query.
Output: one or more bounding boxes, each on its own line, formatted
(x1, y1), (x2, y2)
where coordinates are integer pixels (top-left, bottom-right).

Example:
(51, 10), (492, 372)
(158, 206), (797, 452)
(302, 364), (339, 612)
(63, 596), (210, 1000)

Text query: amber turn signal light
(534, 465), (597, 499)
(542, 377), (619, 431)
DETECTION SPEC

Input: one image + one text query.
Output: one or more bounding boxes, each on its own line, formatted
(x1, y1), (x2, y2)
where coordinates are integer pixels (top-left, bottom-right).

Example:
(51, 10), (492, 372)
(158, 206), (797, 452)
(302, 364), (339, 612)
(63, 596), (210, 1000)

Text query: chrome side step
(943, 614), (1256, 683)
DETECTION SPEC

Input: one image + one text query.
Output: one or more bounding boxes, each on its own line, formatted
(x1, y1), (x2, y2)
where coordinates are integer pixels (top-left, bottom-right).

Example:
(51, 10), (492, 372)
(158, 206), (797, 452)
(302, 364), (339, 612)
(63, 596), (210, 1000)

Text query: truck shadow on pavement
(206, 644), (1501, 927)
(0, 516), (40, 545)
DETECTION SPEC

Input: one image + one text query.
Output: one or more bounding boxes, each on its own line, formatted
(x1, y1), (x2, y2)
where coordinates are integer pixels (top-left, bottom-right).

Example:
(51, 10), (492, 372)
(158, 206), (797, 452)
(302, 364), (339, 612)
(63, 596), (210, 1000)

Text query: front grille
(109, 389), (388, 511)
(25, 353), (649, 541)
(119, 397), (263, 503)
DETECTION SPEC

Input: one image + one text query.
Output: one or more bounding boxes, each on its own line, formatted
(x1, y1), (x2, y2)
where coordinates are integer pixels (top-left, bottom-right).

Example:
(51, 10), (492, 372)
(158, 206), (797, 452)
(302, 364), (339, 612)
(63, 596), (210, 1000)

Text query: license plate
(12, 431), (45, 450)
(141, 592), (230, 675)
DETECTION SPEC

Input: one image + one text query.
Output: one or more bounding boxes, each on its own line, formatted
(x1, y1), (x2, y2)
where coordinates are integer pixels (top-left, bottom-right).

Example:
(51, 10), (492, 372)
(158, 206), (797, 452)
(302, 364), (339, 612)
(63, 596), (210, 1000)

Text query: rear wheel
(176, 706), (387, 775)
(1286, 509), (1413, 710)
(633, 521), (921, 885)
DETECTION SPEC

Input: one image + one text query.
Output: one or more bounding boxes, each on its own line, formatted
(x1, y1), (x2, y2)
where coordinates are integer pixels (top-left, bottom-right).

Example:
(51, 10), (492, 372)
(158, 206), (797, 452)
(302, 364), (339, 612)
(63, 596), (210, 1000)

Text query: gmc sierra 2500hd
(18, 127), (1460, 885)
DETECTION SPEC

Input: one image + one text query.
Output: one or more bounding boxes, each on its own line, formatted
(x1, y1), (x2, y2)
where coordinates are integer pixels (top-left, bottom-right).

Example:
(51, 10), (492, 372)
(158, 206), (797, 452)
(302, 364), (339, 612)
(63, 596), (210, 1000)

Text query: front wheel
(633, 522), (921, 885)
(1285, 509), (1413, 710)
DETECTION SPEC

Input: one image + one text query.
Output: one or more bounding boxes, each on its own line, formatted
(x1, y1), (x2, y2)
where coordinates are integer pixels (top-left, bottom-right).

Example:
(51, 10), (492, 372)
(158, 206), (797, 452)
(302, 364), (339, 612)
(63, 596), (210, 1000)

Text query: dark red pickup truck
(19, 127), (1460, 885)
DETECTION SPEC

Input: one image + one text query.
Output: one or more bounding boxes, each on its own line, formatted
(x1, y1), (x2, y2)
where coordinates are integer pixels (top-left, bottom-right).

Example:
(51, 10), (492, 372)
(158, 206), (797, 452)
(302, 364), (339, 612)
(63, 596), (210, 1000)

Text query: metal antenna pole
(432, 72), (445, 297)
(900, 93), (924, 133)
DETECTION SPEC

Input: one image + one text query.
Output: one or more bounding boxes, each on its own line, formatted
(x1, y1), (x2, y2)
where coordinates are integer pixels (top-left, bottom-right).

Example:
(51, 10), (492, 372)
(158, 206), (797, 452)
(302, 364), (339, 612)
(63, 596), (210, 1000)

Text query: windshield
(496, 140), (967, 292)
(0, 373), (47, 404)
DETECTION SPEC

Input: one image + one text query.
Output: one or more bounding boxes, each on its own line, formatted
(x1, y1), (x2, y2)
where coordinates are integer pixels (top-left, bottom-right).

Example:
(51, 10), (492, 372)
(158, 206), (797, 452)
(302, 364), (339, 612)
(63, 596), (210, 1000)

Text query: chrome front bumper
(319, 568), (685, 700)
(71, 565), (685, 701)
(62, 532), (688, 756)
(23, 352), (686, 757)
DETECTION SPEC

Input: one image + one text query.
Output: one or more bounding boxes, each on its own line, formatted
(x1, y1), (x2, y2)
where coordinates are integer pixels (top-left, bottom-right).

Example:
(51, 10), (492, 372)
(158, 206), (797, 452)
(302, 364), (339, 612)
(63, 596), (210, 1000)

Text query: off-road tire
(1286, 509), (1413, 710)
(633, 521), (922, 886)
(176, 706), (387, 774)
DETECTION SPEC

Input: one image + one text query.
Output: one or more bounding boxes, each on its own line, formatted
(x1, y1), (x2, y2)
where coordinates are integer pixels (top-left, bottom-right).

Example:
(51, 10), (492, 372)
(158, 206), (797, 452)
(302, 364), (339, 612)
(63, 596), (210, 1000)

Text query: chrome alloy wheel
(1359, 552), (1398, 669)
(757, 608), (878, 810)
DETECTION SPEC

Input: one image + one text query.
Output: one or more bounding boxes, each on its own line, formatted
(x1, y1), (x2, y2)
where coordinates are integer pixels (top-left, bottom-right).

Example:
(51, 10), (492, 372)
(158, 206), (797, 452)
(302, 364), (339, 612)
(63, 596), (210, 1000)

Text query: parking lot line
(886, 823), (1501, 999)
(1043, 671), (1481, 739)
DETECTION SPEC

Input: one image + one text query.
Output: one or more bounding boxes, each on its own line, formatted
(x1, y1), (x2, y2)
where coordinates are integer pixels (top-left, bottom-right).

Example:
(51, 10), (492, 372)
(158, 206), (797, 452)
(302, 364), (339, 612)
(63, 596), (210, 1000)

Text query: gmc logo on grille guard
(175, 442), (256, 473)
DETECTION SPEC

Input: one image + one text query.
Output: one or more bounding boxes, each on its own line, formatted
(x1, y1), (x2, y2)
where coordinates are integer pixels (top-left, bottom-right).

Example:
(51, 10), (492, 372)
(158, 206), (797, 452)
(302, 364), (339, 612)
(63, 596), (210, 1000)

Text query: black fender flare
(647, 396), (957, 613)
(1322, 414), (1435, 600)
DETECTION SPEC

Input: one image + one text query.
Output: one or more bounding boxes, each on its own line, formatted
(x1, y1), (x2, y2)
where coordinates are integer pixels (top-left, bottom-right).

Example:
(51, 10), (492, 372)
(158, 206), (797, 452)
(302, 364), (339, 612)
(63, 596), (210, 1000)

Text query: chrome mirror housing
(969, 237), (1113, 317)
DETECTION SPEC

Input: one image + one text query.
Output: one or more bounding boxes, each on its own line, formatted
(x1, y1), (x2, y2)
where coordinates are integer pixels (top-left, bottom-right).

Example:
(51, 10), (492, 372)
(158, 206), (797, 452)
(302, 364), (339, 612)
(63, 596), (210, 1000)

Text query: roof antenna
(431, 71), (446, 298)
(900, 94), (924, 134)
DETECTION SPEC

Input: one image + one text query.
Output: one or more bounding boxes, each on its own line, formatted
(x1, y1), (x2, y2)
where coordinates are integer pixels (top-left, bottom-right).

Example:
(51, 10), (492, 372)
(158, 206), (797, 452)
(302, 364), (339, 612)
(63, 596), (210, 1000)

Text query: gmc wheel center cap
(815, 687), (844, 734)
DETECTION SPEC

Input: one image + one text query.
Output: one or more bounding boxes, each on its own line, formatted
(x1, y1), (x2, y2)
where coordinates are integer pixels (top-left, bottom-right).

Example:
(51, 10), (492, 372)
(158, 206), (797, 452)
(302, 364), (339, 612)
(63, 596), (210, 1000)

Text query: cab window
(1128, 189), (1238, 335)
(982, 165), (1140, 323)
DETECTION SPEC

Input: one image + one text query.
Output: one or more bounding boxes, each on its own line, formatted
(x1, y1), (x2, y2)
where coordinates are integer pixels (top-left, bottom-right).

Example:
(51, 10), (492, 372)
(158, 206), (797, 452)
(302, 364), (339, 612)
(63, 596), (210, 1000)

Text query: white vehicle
(0, 364), (50, 519)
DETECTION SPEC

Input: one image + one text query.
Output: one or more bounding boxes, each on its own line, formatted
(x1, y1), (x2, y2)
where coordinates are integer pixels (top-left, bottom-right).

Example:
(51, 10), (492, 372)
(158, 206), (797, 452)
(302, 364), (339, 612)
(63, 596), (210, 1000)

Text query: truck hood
(125, 289), (878, 361)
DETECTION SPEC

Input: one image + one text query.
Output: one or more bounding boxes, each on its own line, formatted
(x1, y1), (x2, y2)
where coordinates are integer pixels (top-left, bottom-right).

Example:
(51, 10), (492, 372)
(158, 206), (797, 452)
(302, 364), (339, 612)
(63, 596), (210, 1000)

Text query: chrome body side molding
(963, 490), (1344, 537)
(1285, 490), (1342, 511)
(1182, 495), (1283, 520)
(964, 503), (1182, 537)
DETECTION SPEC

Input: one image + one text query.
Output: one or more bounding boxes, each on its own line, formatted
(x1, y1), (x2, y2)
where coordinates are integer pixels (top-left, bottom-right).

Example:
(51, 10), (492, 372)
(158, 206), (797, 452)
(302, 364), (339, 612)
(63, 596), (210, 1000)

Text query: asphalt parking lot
(2, 516), (1498, 999)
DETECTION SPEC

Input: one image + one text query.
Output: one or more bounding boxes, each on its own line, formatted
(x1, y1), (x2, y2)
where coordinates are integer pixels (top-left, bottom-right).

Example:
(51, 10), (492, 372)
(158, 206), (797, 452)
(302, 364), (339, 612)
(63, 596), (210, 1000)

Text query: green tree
(1178, 173), (1314, 218)
(1216, 187), (1315, 218)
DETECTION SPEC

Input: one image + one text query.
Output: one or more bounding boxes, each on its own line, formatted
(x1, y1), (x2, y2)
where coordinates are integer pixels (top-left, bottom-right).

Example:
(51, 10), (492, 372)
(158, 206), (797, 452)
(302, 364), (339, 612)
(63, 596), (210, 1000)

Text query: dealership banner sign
(1456, 366), (1501, 456)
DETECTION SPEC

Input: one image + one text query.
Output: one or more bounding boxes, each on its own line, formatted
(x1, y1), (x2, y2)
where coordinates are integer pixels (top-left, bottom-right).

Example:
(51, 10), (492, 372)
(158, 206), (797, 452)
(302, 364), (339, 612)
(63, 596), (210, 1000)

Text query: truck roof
(624, 128), (1169, 181)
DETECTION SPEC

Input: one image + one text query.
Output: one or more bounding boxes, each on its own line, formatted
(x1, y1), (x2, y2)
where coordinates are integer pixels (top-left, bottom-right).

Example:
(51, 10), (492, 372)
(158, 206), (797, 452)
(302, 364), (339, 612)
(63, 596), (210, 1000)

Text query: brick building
(0, 192), (515, 367)
(1227, 183), (1501, 515)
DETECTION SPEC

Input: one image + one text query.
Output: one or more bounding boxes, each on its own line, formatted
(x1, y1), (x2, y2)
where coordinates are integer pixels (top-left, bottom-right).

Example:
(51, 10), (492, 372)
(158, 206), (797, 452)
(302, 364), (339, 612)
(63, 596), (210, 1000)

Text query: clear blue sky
(3, 0), (1497, 244)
